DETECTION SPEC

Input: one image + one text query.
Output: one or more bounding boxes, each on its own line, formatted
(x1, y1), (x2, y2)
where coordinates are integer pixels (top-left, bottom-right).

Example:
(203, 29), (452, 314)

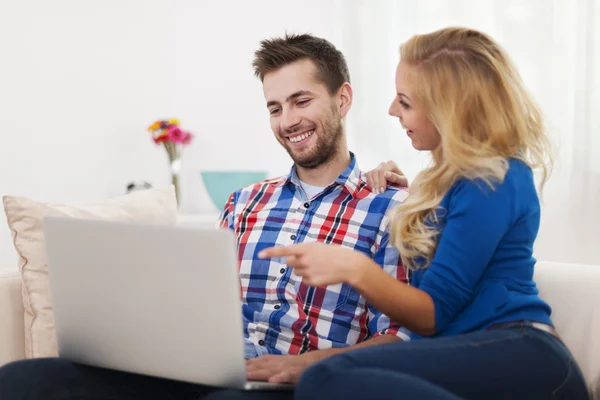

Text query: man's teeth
(289, 130), (314, 143)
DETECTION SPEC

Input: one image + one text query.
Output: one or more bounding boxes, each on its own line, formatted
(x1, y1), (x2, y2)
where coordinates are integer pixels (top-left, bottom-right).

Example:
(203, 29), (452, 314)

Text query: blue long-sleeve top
(410, 158), (552, 339)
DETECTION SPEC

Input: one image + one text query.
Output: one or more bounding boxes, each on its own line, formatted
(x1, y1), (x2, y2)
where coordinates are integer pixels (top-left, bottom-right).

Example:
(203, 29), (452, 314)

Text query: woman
(259, 27), (589, 399)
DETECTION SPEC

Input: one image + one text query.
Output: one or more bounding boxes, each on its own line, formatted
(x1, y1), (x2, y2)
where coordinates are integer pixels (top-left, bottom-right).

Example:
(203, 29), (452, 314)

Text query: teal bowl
(200, 171), (269, 210)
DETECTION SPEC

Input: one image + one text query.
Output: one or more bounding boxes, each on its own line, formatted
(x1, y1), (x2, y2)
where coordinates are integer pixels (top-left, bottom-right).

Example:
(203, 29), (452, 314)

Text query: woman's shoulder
(445, 158), (537, 207)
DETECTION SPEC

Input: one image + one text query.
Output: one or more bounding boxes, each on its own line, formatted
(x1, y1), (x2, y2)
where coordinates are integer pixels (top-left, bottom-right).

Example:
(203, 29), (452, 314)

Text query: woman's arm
(352, 178), (517, 335)
(259, 176), (519, 337)
(349, 261), (436, 336)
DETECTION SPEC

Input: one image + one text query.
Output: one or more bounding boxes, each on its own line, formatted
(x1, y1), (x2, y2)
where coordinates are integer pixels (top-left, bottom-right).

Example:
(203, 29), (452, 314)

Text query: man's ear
(338, 82), (353, 118)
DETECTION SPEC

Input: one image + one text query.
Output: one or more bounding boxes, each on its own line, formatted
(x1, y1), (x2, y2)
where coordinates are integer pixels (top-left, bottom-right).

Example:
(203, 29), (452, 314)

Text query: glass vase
(170, 157), (182, 207)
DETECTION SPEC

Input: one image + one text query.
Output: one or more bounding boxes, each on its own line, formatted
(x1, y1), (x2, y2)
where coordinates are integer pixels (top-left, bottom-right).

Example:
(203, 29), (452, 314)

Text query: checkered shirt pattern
(219, 154), (410, 355)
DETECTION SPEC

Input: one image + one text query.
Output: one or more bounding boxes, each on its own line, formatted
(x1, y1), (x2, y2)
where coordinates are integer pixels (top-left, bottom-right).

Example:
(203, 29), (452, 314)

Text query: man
(226, 34), (409, 385)
(0, 34), (408, 399)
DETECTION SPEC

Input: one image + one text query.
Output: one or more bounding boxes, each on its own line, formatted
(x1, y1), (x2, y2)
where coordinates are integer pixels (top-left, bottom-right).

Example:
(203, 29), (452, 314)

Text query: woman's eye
(399, 100), (410, 109)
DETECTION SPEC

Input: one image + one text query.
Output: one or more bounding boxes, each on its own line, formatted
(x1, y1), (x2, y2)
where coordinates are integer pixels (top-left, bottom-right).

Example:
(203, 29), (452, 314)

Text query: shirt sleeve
(418, 179), (515, 333)
(367, 229), (411, 341)
(218, 191), (237, 231)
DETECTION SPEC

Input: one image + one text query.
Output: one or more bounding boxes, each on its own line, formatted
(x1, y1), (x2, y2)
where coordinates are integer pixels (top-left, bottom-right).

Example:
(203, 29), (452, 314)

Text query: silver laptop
(43, 216), (292, 391)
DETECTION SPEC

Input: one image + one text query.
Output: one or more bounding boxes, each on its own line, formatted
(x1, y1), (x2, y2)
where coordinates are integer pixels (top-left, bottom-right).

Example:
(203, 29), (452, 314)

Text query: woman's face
(388, 61), (441, 151)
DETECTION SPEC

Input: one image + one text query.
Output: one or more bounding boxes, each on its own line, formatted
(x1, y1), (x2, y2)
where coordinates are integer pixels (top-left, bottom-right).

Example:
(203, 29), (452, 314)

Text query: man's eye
(269, 108), (280, 115)
(297, 100), (310, 106)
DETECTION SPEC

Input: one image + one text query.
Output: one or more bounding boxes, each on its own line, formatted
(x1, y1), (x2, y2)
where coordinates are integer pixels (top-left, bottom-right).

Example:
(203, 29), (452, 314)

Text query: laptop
(42, 216), (293, 391)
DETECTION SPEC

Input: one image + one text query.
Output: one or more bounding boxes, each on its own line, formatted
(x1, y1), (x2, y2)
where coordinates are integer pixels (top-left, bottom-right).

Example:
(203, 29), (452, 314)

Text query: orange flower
(147, 121), (162, 131)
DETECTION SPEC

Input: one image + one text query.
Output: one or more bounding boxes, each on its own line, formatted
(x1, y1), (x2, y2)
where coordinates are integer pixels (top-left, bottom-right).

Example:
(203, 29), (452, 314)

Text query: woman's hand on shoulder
(365, 160), (408, 193)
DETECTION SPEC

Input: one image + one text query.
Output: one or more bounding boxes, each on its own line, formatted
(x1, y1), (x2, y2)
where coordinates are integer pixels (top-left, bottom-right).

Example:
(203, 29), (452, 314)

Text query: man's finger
(246, 357), (270, 368)
(246, 368), (274, 382)
(269, 370), (294, 384)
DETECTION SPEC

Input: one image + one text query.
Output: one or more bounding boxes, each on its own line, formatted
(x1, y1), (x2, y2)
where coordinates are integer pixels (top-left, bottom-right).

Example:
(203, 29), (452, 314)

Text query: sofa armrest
(0, 268), (25, 366)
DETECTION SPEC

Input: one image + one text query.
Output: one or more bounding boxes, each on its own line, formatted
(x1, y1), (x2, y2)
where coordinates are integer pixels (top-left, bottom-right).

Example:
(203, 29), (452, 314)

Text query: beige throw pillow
(2, 187), (177, 358)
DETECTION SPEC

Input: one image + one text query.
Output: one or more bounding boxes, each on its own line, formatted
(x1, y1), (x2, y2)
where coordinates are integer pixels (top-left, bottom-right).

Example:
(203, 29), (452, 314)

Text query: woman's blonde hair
(389, 27), (553, 270)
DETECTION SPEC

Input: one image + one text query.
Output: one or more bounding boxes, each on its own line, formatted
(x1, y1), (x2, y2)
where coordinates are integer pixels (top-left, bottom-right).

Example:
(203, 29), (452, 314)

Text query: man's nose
(281, 109), (301, 132)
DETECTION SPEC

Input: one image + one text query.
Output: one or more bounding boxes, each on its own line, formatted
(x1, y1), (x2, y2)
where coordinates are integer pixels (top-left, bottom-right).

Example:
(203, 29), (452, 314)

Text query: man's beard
(282, 109), (343, 170)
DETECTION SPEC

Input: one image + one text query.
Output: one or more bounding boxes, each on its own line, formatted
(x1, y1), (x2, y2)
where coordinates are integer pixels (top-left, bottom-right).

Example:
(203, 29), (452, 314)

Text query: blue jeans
(0, 358), (292, 400)
(295, 323), (590, 399)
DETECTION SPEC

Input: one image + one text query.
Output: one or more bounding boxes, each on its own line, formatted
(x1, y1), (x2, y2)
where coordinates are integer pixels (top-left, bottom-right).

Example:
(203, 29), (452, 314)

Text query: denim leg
(298, 368), (464, 400)
(203, 389), (294, 400)
(295, 328), (589, 400)
(0, 358), (216, 400)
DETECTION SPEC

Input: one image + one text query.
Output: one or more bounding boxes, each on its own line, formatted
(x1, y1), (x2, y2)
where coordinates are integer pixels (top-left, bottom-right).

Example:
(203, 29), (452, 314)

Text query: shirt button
(280, 268), (285, 274)
(258, 340), (265, 346)
(274, 305), (281, 310)
(290, 234), (296, 240)
(303, 202), (310, 208)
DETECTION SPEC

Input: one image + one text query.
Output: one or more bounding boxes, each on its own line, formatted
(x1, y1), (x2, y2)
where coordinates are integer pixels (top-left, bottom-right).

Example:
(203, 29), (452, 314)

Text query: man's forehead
(262, 60), (325, 101)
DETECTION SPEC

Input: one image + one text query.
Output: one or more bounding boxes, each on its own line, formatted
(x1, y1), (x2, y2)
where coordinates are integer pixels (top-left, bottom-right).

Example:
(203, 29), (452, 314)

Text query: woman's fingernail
(258, 251), (265, 258)
(380, 187), (384, 193)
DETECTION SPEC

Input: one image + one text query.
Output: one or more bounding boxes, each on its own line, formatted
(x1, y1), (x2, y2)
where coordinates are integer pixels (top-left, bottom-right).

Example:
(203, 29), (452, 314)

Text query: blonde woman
(259, 27), (589, 399)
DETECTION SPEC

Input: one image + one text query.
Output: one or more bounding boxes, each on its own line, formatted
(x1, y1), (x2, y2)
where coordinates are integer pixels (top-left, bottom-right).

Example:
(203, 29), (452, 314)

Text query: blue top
(410, 158), (552, 339)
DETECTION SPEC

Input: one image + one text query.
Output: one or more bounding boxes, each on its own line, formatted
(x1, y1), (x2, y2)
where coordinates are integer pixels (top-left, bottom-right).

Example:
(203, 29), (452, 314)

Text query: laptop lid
(43, 216), (247, 389)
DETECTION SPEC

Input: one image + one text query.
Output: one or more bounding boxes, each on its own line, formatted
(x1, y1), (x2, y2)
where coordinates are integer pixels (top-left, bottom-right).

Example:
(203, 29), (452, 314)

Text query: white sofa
(0, 268), (25, 363)
(1, 262), (599, 397)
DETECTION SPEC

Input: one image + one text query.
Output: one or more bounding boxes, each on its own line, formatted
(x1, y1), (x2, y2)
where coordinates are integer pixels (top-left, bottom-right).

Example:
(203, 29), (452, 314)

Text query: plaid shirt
(219, 154), (409, 355)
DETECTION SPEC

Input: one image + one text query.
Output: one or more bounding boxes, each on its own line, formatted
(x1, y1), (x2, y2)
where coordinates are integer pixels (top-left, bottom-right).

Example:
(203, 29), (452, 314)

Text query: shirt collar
(271, 152), (363, 197)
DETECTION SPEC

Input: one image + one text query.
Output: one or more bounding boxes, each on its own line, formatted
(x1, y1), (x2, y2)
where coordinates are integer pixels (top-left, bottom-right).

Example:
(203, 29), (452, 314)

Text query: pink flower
(182, 131), (193, 145)
(166, 126), (185, 143)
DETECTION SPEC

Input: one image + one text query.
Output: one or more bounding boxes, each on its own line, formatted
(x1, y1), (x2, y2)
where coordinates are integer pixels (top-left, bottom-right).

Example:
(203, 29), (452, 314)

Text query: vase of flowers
(147, 119), (194, 206)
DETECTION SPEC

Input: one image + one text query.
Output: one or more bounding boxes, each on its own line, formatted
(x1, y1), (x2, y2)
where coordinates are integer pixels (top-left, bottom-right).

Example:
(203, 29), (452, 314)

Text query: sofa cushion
(2, 187), (177, 359)
(0, 268), (25, 366)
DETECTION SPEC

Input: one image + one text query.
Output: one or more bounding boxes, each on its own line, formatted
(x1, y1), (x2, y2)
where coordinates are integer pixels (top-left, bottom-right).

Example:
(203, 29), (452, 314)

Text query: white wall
(1, 1), (598, 270)
(0, 0), (337, 269)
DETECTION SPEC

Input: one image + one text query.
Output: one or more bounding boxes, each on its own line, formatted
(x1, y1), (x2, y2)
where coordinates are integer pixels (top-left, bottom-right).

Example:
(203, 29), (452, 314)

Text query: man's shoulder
(229, 175), (287, 204)
(358, 181), (409, 209)
(382, 185), (410, 204)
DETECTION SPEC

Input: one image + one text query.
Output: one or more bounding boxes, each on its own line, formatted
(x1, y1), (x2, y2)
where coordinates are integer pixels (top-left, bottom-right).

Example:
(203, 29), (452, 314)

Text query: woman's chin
(409, 139), (423, 151)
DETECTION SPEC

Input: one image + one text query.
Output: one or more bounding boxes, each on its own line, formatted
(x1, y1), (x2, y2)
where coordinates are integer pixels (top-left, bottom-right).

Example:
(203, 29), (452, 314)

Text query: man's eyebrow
(266, 90), (315, 108)
(287, 90), (314, 102)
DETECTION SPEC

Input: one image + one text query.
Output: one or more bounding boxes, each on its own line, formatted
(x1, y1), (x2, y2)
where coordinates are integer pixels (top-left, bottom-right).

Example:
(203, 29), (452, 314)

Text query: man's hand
(245, 335), (402, 384)
(246, 354), (313, 384)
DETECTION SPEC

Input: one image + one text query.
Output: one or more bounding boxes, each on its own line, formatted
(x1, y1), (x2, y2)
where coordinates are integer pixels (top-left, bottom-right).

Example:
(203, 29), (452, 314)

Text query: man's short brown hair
(252, 33), (350, 95)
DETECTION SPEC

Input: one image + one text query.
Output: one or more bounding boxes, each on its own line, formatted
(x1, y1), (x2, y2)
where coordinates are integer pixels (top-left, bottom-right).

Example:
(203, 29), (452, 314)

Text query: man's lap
(0, 358), (292, 400)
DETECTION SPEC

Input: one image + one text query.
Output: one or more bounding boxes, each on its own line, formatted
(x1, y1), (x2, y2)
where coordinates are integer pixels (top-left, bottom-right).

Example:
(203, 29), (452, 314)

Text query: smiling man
(218, 33), (410, 387)
(0, 34), (409, 400)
